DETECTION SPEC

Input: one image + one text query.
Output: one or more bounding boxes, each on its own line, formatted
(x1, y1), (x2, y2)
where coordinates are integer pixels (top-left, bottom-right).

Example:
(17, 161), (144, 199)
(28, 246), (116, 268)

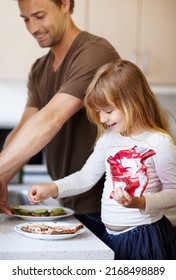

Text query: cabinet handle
(142, 50), (149, 74)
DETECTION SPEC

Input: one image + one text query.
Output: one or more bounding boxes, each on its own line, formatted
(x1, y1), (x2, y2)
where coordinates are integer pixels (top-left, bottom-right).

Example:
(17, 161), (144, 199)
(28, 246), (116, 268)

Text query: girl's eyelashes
(96, 107), (116, 114)
(106, 110), (113, 114)
(103, 108), (116, 114)
(96, 110), (112, 115)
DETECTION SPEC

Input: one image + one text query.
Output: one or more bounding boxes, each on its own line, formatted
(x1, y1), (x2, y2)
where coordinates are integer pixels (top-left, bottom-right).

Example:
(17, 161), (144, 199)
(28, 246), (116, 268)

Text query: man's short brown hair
(51, 0), (74, 14)
(15, 0), (75, 14)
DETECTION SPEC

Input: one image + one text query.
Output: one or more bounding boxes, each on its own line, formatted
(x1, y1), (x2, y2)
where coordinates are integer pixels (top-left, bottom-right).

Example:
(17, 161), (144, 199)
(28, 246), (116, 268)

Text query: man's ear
(61, 0), (70, 13)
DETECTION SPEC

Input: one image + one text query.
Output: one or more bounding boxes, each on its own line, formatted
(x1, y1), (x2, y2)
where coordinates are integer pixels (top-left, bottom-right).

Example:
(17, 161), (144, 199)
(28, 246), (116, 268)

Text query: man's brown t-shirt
(27, 31), (120, 215)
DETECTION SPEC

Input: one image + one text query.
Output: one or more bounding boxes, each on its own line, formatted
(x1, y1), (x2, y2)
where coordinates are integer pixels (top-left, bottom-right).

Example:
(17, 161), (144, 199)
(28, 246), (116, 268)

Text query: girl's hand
(110, 186), (145, 210)
(28, 183), (58, 204)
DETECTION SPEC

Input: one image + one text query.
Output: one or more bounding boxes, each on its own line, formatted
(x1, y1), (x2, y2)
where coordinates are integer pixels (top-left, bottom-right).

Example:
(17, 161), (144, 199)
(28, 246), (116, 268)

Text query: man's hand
(0, 181), (12, 215)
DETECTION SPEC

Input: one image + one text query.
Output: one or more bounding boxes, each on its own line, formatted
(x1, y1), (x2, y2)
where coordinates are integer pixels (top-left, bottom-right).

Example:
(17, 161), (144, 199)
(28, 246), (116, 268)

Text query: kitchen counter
(0, 214), (114, 260)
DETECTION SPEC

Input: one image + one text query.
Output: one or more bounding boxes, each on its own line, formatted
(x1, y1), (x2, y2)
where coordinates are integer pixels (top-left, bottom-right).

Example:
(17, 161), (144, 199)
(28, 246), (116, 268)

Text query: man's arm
(0, 106), (38, 214)
(0, 92), (83, 176)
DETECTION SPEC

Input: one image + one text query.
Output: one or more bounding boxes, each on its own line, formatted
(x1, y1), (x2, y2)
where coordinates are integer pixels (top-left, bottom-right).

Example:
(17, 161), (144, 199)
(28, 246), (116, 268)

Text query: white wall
(0, 0), (87, 80)
(0, 1), (47, 81)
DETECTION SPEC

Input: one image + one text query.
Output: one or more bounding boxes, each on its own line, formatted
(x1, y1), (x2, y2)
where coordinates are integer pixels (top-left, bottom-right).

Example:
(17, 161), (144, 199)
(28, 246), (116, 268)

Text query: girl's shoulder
(142, 131), (176, 159)
(97, 130), (175, 150)
(142, 131), (175, 147)
(101, 130), (173, 144)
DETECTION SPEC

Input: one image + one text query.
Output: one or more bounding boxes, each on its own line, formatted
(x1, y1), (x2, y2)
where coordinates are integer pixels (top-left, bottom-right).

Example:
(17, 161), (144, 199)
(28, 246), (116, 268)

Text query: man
(0, 0), (120, 238)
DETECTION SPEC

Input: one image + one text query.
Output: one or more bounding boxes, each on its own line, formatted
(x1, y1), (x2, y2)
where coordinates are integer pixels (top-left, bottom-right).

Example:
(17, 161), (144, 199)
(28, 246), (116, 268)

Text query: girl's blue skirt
(102, 216), (176, 259)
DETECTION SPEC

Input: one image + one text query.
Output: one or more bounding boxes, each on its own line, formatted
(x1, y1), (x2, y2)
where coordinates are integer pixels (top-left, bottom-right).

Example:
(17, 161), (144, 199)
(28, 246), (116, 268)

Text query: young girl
(28, 59), (176, 260)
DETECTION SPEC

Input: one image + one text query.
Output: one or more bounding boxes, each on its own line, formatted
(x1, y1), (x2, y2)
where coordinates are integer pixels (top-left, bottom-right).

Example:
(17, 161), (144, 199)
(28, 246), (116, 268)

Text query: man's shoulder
(77, 31), (117, 50)
(72, 31), (120, 62)
(77, 31), (106, 42)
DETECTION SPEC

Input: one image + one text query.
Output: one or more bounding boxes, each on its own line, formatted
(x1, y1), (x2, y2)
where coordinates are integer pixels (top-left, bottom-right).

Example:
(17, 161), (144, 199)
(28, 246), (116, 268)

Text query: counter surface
(0, 214), (114, 260)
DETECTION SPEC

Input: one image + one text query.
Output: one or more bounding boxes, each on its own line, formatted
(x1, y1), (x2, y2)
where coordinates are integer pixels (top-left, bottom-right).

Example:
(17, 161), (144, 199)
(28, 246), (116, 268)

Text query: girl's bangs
(88, 89), (112, 111)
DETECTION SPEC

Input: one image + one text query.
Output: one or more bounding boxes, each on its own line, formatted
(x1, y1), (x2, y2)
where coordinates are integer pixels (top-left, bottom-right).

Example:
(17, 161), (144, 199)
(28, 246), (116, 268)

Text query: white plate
(14, 221), (86, 240)
(12, 205), (74, 221)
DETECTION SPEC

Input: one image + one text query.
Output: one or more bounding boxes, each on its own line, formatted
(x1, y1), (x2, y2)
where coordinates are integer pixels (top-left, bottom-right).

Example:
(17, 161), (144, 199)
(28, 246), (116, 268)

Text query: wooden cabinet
(88, 0), (176, 84)
(140, 0), (176, 84)
(88, 0), (138, 66)
(0, 0), (175, 84)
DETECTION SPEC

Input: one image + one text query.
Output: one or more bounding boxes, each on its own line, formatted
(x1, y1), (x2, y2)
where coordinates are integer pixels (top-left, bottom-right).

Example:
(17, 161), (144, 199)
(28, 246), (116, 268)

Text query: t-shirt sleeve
(143, 139), (176, 214)
(58, 43), (119, 100)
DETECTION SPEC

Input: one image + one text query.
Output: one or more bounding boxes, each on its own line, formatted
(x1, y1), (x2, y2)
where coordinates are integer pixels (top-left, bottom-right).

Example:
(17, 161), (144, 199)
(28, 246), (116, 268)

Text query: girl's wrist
(50, 183), (58, 198)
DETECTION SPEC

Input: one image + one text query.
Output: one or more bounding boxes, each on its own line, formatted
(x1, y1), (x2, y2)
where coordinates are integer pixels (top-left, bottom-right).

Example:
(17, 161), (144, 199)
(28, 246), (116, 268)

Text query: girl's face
(98, 105), (126, 134)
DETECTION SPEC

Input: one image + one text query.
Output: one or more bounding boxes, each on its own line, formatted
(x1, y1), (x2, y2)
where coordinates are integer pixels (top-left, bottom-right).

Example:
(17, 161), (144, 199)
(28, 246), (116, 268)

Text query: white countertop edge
(0, 251), (114, 260)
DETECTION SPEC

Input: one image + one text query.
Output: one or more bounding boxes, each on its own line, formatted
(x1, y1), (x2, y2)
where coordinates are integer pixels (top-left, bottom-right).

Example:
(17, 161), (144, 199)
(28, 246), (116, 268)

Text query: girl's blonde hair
(84, 59), (176, 144)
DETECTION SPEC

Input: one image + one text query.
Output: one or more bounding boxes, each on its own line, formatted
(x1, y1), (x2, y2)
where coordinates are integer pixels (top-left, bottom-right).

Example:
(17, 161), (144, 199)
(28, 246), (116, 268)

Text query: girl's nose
(99, 111), (108, 123)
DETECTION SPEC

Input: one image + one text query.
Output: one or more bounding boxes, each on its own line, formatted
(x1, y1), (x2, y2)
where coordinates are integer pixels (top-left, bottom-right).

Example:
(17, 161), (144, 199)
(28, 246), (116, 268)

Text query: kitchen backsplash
(154, 94), (176, 136)
(0, 80), (27, 128)
(0, 80), (176, 133)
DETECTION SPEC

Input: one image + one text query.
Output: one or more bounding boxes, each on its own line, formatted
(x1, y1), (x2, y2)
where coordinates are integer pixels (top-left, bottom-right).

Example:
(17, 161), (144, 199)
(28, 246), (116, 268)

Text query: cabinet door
(72, 0), (88, 29)
(141, 0), (176, 84)
(88, 0), (138, 62)
(88, 0), (176, 84)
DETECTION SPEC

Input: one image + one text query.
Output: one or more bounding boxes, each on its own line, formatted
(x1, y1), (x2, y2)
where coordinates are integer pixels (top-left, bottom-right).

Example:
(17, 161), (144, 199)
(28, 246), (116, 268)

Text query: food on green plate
(12, 206), (32, 216)
(50, 207), (67, 216)
(18, 208), (32, 216)
(31, 209), (50, 217)
(11, 205), (21, 215)
(11, 205), (32, 216)
(11, 206), (68, 217)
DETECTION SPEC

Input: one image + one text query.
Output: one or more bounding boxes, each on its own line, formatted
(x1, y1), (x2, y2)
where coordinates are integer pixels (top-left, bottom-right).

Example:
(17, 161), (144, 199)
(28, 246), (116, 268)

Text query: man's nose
(27, 20), (39, 35)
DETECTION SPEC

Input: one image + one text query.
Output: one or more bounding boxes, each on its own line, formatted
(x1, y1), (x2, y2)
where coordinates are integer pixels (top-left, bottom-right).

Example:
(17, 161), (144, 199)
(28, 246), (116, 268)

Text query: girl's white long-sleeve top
(54, 130), (176, 227)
